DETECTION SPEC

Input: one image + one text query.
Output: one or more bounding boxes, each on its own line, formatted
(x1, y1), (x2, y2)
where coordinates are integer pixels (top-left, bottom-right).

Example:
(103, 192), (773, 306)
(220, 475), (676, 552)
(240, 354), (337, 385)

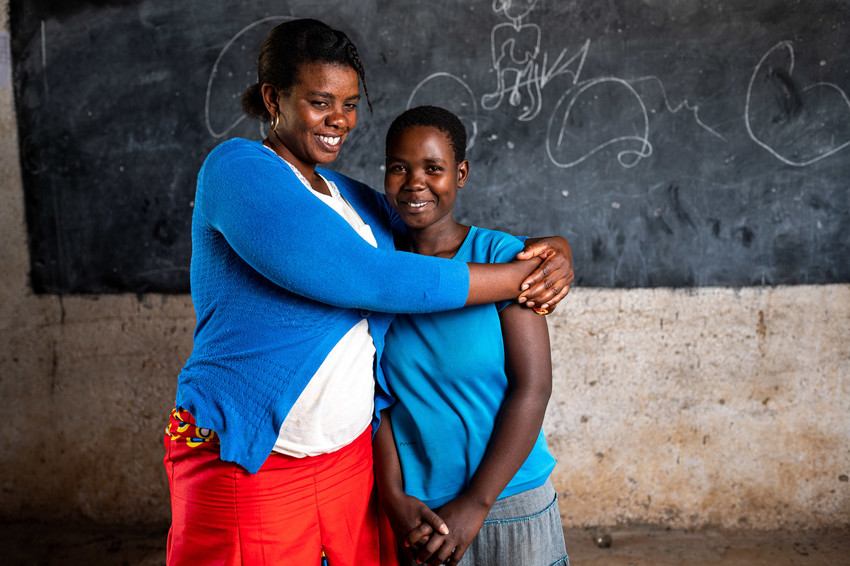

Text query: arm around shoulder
(197, 141), (470, 313)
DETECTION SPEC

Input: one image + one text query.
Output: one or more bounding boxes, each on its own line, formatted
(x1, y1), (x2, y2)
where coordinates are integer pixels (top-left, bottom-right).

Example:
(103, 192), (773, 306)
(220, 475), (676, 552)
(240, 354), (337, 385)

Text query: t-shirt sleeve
(197, 141), (468, 313)
(472, 228), (525, 311)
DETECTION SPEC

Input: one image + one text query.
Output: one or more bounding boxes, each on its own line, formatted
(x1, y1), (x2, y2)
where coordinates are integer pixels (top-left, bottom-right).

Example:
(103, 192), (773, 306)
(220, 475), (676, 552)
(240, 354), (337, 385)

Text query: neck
(407, 221), (470, 258)
(264, 134), (328, 195)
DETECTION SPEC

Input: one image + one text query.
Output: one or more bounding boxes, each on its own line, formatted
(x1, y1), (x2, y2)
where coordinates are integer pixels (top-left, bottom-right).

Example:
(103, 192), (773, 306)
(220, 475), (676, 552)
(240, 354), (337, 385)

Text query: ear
(261, 83), (280, 118)
(456, 159), (470, 189)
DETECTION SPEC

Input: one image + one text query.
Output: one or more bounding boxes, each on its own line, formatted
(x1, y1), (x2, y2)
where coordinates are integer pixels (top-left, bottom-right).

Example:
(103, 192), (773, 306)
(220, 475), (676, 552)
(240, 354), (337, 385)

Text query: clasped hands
(387, 492), (489, 566)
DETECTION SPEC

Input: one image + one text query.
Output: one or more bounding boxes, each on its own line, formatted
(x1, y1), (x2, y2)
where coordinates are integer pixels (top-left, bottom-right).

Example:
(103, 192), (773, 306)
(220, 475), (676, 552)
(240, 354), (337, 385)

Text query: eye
(345, 102), (358, 110)
(312, 100), (329, 108)
(426, 165), (444, 174)
(387, 164), (406, 173)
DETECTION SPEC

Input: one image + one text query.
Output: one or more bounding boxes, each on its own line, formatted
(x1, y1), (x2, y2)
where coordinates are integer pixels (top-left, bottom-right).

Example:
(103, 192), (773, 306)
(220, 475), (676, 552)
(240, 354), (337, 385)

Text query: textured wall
(545, 286), (850, 529)
(1, 4), (848, 529)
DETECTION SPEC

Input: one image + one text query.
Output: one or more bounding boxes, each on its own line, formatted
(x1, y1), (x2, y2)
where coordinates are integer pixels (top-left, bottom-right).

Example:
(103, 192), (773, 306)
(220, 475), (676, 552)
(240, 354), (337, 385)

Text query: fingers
(406, 508), (448, 548)
(443, 543), (468, 566)
(539, 282), (571, 313)
(419, 541), (467, 566)
(518, 237), (574, 304)
(520, 248), (570, 292)
(414, 534), (457, 566)
(405, 522), (434, 547)
(423, 508), (449, 535)
(519, 256), (553, 293)
(446, 546), (466, 566)
(514, 240), (549, 261)
(429, 544), (454, 566)
(412, 532), (445, 564)
(520, 261), (574, 310)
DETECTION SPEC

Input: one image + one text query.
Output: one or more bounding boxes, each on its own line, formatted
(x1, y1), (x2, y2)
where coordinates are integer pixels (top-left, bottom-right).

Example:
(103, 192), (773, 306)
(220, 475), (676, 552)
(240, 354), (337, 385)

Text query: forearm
(421, 388), (551, 566)
(203, 148), (470, 313)
(463, 387), (550, 508)
(374, 409), (449, 547)
(373, 410), (406, 502)
(465, 258), (540, 306)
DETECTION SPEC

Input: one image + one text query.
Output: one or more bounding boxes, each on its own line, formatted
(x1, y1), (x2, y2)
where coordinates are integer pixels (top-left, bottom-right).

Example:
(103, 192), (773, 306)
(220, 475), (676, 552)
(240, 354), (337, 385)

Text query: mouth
(399, 200), (433, 212)
(316, 134), (344, 151)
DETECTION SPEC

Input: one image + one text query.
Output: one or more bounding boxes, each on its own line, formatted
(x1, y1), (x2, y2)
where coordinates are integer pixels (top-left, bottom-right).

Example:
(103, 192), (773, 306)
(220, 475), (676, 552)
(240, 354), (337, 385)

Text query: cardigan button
(359, 309), (371, 318)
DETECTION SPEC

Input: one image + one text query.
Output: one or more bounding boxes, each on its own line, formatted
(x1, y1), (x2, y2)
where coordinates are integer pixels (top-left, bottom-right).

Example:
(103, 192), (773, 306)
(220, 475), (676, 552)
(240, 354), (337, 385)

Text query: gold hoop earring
(269, 114), (279, 134)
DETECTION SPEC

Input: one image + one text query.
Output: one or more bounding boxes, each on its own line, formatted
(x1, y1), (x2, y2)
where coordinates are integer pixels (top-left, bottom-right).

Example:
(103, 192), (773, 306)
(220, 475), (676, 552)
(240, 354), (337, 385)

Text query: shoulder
(198, 139), (301, 195)
(202, 138), (273, 171)
(466, 225), (525, 263)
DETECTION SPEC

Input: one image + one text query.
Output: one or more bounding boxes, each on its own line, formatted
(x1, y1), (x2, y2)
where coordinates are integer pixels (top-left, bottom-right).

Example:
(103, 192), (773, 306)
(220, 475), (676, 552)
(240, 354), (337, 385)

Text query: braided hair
(241, 19), (373, 121)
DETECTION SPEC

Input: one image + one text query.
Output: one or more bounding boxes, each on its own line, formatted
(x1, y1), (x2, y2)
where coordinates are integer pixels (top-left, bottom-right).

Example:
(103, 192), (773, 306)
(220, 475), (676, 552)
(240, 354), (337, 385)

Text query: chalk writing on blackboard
(204, 16), (293, 140)
(408, 1), (848, 171)
(10, 0), (848, 292)
(745, 40), (850, 167)
(481, 0), (588, 122)
(408, 0), (725, 170)
(407, 72), (481, 148)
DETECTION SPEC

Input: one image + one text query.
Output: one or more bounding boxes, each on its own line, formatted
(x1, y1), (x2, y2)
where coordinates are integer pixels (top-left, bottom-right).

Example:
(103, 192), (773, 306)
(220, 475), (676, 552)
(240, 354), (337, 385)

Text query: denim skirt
(457, 478), (569, 566)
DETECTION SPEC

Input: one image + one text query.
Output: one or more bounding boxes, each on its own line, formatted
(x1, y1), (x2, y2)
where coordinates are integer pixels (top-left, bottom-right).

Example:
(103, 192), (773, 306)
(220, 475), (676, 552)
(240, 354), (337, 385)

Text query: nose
(405, 169), (426, 191)
(326, 105), (348, 129)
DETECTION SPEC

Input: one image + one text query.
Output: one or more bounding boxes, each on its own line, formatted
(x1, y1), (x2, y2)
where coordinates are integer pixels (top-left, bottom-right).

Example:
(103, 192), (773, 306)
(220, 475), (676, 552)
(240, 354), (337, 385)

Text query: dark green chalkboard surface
(11, 0), (850, 292)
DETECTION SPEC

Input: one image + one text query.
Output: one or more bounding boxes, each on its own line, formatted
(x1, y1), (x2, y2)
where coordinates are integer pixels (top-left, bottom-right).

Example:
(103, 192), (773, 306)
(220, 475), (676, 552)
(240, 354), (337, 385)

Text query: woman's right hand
(516, 235), (575, 312)
(465, 235), (575, 313)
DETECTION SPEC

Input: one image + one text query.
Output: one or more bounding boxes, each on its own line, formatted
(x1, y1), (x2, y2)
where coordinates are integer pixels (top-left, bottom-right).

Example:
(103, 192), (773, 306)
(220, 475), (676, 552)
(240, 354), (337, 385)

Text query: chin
(403, 218), (430, 229)
(316, 151), (341, 164)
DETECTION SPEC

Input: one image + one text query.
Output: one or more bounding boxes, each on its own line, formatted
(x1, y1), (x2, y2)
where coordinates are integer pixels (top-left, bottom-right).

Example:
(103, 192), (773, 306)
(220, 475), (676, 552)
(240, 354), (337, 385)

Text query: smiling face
(269, 61), (360, 178)
(384, 125), (469, 233)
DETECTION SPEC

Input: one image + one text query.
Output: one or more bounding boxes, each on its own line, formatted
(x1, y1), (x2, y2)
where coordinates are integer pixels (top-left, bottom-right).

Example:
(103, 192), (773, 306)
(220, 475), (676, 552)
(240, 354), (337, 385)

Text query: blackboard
(11, 0), (850, 292)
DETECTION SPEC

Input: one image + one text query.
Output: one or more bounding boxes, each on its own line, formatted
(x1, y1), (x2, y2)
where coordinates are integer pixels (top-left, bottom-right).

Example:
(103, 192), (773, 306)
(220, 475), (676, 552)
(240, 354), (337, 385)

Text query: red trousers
(164, 411), (386, 565)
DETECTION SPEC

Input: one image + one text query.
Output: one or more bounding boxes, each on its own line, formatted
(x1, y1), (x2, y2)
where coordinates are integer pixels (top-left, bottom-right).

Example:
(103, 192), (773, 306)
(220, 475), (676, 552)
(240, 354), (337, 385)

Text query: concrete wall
(1, 4), (848, 529)
(545, 286), (849, 530)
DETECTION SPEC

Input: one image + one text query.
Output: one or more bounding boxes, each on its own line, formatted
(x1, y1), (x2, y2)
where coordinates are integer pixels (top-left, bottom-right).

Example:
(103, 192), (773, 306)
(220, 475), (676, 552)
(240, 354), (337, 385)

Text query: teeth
(318, 135), (341, 146)
(407, 202), (428, 208)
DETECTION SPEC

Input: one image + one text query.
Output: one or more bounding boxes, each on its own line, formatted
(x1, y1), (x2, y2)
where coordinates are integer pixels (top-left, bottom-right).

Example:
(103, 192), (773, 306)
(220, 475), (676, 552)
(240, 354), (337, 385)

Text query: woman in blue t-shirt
(374, 106), (569, 566)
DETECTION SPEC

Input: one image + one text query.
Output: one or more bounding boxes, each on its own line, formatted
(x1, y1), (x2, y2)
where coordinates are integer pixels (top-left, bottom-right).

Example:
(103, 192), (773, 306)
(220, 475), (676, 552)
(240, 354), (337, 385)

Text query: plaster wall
(1, 5), (848, 529)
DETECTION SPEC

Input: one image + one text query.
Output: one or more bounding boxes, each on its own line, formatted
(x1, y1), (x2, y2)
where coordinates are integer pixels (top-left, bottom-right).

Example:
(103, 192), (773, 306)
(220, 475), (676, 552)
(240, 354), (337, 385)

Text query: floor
(3, 521), (849, 565)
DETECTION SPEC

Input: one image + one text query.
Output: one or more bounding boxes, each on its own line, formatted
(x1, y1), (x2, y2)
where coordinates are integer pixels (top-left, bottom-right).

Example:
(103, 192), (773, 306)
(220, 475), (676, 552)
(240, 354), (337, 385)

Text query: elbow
(513, 380), (552, 413)
(535, 383), (553, 409)
(533, 373), (553, 404)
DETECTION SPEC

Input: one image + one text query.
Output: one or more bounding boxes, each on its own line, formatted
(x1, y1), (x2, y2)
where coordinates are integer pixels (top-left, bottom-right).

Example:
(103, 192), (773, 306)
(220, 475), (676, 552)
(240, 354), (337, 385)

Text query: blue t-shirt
(381, 226), (557, 508)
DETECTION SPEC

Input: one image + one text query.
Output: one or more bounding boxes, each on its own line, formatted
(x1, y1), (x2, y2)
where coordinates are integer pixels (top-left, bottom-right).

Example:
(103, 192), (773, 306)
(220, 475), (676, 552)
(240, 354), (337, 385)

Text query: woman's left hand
(515, 236), (575, 312)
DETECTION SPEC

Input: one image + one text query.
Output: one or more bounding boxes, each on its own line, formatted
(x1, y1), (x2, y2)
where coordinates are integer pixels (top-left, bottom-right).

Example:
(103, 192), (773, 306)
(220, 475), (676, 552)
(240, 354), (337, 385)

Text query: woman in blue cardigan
(163, 19), (574, 566)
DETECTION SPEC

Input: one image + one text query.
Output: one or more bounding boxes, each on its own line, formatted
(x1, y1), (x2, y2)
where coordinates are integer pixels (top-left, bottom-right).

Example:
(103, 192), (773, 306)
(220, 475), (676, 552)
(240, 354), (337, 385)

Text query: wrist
(377, 484), (407, 506)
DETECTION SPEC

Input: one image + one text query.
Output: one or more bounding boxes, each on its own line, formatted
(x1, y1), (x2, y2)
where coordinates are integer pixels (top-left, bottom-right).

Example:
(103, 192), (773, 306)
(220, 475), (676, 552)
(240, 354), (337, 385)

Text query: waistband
(165, 407), (219, 447)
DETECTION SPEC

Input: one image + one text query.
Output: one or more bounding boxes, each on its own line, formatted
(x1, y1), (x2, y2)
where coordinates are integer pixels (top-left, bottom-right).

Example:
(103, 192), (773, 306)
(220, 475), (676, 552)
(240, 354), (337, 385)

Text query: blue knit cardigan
(175, 139), (470, 473)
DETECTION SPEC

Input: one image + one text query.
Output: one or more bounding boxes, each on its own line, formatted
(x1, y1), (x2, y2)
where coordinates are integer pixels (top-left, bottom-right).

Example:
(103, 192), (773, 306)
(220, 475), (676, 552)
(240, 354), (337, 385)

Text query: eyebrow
(386, 155), (448, 166)
(422, 156), (448, 165)
(306, 89), (361, 102)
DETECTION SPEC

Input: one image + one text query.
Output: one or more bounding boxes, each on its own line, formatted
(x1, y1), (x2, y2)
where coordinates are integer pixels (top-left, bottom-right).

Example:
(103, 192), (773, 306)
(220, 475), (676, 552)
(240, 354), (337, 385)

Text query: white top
(265, 147), (378, 457)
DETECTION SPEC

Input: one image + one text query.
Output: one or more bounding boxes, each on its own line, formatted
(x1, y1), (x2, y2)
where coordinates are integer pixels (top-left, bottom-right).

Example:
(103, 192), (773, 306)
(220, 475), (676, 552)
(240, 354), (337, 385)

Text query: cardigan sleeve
(197, 140), (469, 314)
